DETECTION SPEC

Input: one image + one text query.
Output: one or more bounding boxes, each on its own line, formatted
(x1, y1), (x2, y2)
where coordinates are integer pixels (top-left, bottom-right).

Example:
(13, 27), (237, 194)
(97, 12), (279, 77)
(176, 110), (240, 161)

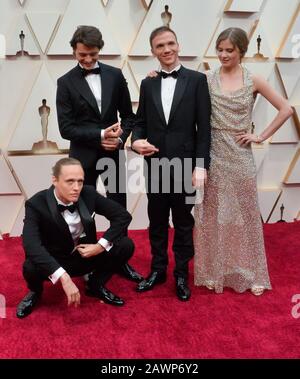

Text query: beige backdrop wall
(0, 0), (299, 237)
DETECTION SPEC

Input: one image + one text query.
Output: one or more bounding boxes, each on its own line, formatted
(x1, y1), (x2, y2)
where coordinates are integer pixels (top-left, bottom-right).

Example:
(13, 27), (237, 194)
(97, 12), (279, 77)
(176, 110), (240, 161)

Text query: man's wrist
(60, 272), (71, 283)
(98, 237), (113, 252)
(131, 140), (140, 153)
(194, 167), (206, 176)
(95, 242), (104, 254)
(49, 267), (66, 284)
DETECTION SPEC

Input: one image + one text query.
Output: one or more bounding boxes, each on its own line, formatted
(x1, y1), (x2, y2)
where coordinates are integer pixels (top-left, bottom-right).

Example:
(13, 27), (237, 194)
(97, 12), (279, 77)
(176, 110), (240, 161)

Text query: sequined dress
(194, 67), (271, 293)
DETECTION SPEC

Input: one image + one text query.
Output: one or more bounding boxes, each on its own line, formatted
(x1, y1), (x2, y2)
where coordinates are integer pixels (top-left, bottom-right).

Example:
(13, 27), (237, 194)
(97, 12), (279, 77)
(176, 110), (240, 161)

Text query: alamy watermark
(96, 154), (205, 204)
(291, 294), (300, 319)
(0, 34), (5, 58)
(291, 34), (300, 58)
(0, 294), (6, 319)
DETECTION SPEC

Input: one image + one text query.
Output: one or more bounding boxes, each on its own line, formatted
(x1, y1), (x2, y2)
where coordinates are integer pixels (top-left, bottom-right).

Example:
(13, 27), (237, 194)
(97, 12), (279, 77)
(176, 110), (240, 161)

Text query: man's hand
(101, 123), (123, 151)
(76, 243), (105, 258)
(104, 122), (123, 139)
(101, 137), (120, 151)
(192, 167), (207, 188)
(60, 273), (80, 308)
(132, 139), (159, 156)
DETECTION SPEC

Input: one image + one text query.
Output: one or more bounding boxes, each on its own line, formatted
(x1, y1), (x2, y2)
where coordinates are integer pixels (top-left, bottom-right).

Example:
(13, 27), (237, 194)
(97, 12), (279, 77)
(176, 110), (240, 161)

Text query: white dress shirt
(161, 64), (181, 124)
(80, 62), (122, 144)
(81, 62), (102, 113)
(49, 190), (112, 284)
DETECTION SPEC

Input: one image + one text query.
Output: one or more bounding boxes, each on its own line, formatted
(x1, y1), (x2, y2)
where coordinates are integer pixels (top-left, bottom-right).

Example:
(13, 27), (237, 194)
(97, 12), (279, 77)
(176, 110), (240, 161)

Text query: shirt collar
(53, 189), (73, 206)
(78, 61), (99, 70)
(161, 64), (181, 74)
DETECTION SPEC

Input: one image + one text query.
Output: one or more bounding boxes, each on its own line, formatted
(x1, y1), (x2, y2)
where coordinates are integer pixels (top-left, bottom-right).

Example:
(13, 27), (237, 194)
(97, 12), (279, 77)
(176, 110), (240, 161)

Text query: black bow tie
(58, 203), (77, 213)
(160, 70), (179, 79)
(81, 67), (101, 77)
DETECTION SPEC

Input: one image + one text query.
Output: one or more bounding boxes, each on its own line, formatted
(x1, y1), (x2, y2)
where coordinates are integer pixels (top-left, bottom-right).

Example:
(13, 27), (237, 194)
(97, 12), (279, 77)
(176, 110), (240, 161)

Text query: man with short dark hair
(132, 26), (211, 301)
(56, 25), (142, 282)
(57, 25), (133, 194)
(16, 158), (137, 318)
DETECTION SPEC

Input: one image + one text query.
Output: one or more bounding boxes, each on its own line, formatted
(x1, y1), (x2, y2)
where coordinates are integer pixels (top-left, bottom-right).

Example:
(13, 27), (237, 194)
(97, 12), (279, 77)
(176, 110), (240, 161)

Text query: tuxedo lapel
(100, 63), (113, 120)
(46, 187), (97, 245)
(71, 65), (101, 118)
(168, 68), (188, 124)
(77, 197), (97, 243)
(152, 77), (167, 126)
(46, 187), (74, 246)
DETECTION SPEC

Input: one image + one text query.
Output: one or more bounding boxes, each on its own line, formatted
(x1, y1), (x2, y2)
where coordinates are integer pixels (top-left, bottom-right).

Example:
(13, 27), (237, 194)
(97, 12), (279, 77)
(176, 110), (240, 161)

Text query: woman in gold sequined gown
(194, 28), (293, 295)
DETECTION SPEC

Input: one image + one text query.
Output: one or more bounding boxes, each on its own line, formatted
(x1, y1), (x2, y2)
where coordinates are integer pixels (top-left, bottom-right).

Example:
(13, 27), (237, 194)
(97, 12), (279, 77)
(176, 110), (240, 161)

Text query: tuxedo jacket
(131, 66), (211, 169)
(56, 62), (135, 169)
(22, 185), (132, 278)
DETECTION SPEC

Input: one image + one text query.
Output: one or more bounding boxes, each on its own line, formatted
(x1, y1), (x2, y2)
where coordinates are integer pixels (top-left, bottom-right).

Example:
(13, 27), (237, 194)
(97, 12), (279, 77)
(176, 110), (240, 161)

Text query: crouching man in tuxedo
(16, 158), (142, 318)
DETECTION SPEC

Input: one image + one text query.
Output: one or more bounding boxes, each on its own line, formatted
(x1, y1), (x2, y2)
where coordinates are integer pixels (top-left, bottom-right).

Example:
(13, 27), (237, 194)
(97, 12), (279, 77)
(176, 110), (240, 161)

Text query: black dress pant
(23, 237), (134, 293)
(147, 192), (194, 279)
(145, 167), (195, 279)
(83, 150), (127, 210)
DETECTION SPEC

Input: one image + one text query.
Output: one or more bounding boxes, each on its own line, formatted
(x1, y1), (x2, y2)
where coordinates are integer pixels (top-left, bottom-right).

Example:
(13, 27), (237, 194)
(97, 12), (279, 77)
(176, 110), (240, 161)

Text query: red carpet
(0, 223), (300, 359)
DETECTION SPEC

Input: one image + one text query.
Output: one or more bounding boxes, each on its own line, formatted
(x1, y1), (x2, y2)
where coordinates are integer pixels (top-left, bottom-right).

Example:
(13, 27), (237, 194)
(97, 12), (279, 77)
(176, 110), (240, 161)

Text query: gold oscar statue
(161, 5), (172, 27)
(16, 30), (28, 56)
(32, 99), (59, 153)
(277, 204), (286, 223)
(253, 34), (267, 60)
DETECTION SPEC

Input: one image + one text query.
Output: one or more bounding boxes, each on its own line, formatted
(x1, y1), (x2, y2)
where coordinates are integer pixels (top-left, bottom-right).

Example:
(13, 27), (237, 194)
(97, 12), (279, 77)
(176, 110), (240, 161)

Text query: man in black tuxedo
(16, 158), (139, 318)
(56, 25), (142, 282)
(131, 27), (211, 301)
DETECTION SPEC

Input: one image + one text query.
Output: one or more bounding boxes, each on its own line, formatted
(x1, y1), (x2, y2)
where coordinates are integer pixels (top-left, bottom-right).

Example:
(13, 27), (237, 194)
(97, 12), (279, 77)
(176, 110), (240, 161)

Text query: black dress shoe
(86, 285), (124, 306)
(176, 277), (191, 301)
(16, 291), (41, 318)
(136, 271), (166, 292)
(118, 263), (144, 283)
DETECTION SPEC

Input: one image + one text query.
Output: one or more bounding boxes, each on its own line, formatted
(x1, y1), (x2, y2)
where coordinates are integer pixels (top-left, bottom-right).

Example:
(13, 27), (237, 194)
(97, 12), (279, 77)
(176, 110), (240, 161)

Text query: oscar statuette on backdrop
(253, 34), (267, 60)
(277, 204), (286, 223)
(161, 5), (172, 27)
(16, 30), (29, 56)
(31, 99), (59, 154)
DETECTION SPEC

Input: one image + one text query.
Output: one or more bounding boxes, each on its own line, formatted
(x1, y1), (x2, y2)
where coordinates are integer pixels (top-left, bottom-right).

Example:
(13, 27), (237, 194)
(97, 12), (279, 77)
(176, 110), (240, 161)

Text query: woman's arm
(236, 74), (293, 145)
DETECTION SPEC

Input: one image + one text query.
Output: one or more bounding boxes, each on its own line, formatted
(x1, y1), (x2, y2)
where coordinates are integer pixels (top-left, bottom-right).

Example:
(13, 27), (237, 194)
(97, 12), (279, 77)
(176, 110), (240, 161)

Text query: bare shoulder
(251, 73), (269, 93)
(250, 72), (290, 110)
(251, 73), (268, 85)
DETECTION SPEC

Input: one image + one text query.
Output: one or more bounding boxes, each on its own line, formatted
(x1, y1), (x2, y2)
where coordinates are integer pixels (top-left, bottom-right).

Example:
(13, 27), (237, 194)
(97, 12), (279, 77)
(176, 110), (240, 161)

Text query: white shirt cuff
(49, 267), (66, 284)
(101, 129), (105, 141)
(98, 237), (113, 252)
(195, 167), (206, 172)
